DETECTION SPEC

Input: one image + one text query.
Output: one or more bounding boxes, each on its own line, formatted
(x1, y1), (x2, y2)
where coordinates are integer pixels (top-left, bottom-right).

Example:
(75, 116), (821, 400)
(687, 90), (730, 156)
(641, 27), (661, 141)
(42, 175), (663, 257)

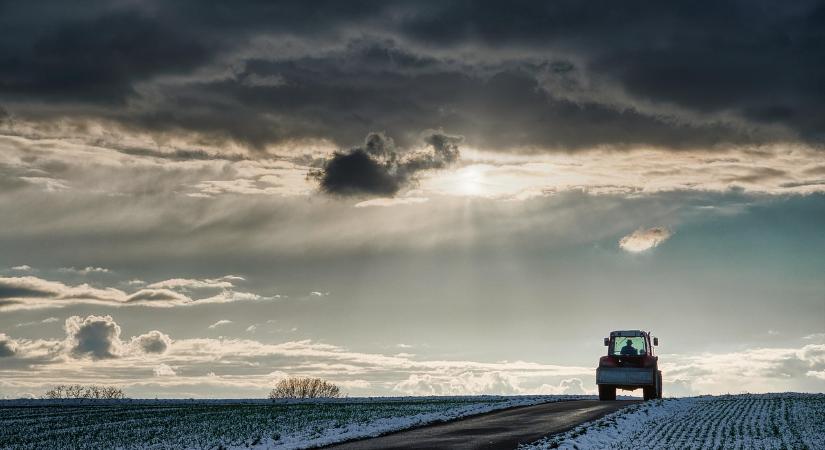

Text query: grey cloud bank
(1, 1), (824, 152)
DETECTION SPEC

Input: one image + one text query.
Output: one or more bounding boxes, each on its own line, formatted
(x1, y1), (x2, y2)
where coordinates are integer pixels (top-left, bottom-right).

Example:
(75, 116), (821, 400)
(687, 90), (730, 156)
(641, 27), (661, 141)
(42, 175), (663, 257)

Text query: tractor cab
(603, 330), (657, 367)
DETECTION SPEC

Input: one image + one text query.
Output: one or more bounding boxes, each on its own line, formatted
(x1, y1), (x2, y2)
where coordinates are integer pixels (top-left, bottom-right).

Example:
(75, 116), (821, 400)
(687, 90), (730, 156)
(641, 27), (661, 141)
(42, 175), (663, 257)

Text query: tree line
(40, 377), (342, 400)
(43, 384), (125, 399)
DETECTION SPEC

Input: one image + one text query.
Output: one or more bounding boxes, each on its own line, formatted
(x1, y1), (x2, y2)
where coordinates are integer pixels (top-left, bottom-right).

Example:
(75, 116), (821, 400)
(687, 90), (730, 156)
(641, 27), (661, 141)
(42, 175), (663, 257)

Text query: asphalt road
(324, 399), (637, 450)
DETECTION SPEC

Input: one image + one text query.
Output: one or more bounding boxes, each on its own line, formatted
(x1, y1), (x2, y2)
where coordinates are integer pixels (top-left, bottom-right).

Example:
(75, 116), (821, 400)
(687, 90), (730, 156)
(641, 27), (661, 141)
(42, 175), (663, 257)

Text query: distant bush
(268, 377), (341, 399)
(43, 384), (125, 399)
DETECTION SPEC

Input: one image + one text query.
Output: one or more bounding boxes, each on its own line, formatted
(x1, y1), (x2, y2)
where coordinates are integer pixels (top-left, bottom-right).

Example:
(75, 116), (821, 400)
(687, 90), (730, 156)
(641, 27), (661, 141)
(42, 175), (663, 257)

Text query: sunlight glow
(455, 165), (486, 196)
(418, 146), (825, 201)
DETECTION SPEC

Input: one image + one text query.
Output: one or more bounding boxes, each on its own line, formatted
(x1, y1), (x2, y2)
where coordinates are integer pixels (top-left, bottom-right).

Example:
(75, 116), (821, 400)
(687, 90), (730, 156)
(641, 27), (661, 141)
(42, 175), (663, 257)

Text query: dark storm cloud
(136, 39), (748, 150)
(0, 1), (823, 150)
(0, 11), (210, 103)
(314, 131), (462, 196)
(401, 0), (825, 143)
(316, 147), (400, 196)
(0, 1), (389, 103)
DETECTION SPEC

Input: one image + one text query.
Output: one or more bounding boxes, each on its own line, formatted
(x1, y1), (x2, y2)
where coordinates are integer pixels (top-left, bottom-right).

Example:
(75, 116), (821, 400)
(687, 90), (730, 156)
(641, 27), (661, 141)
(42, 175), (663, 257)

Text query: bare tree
(268, 377), (341, 399)
(100, 386), (124, 399)
(48, 384), (65, 399)
(43, 384), (125, 399)
(65, 384), (84, 398)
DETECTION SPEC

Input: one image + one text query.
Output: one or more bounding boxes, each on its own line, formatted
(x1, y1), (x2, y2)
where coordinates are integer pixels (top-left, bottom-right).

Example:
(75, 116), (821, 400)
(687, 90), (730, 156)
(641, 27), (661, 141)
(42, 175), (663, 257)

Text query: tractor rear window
(610, 336), (647, 356)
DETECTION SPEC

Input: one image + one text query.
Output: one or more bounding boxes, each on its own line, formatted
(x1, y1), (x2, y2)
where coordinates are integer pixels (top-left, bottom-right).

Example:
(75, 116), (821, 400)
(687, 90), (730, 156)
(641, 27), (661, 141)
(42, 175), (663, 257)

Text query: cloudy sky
(1, 1), (824, 399)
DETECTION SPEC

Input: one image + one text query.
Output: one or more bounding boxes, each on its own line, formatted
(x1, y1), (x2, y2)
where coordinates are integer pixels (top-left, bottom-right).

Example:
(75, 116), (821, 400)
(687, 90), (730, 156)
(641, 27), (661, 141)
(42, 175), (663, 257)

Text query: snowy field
(0, 395), (585, 449)
(522, 393), (825, 450)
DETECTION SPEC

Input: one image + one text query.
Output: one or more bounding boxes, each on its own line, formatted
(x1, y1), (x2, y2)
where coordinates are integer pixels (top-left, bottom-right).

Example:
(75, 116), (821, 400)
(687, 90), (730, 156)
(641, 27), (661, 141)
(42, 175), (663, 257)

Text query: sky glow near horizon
(0, 1), (823, 399)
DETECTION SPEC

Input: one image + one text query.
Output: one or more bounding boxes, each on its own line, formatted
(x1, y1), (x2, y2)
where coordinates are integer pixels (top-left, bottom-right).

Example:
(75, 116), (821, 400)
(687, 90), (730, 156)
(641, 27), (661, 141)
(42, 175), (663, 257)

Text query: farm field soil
(521, 393), (825, 450)
(0, 395), (584, 449)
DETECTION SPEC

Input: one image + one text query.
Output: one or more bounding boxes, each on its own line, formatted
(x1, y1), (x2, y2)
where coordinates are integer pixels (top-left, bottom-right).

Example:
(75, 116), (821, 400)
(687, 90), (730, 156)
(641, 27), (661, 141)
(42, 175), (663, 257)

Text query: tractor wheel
(598, 385), (616, 401)
(643, 385), (655, 400)
(656, 371), (663, 399)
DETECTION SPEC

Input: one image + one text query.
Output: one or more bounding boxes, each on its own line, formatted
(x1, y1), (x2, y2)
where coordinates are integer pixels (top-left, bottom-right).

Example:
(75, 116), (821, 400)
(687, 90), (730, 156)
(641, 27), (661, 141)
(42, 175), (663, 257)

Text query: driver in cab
(620, 339), (638, 356)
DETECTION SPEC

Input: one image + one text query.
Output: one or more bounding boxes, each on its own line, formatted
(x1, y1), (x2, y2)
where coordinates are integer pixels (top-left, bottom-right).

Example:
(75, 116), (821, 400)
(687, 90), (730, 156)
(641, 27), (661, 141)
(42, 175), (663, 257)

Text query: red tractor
(596, 330), (662, 401)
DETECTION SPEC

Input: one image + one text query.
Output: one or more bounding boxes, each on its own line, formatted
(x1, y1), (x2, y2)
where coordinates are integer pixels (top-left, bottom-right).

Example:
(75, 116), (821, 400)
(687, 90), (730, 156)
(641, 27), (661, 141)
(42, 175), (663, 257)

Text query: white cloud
(246, 325), (257, 333)
(806, 370), (825, 381)
(0, 276), (268, 311)
(19, 176), (69, 192)
(15, 317), (59, 327)
(60, 315), (175, 361)
(800, 345), (825, 365)
(130, 331), (172, 354)
(10, 265), (32, 272)
(619, 227), (673, 252)
(355, 197), (429, 208)
(121, 339), (825, 396)
(0, 317), (822, 398)
(534, 378), (594, 395)
(154, 364), (177, 377)
(197, 291), (266, 304)
(148, 338), (589, 384)
(0, 276), (121, 299)
(58, 266), (110, 275)
(0, 338), (62, 362)
(394, 371), (523, 395)
(337, 379), (372, 390)
(558, 378), (589, 395)
(147, 277), (236, 290)
(2, 134), (824, 214)
(422, 146), (825, 200)
(64, 315), (123, 359)
(124, 289), (191, 306)
(661, 343), (825, 395)
(209, 320), (233, 329)
(221, 275), (246, 281)
(393, 372), (595, 396)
